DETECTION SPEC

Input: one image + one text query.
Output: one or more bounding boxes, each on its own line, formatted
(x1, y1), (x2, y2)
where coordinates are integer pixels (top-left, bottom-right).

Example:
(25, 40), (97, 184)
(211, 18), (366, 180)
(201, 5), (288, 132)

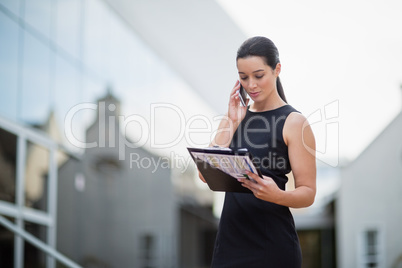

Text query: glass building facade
(0, 0), (198, 132)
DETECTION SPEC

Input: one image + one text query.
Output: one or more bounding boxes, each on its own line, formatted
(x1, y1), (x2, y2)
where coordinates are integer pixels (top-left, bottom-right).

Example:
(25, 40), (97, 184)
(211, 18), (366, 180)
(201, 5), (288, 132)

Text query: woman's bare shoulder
(283, 112), (313, 145)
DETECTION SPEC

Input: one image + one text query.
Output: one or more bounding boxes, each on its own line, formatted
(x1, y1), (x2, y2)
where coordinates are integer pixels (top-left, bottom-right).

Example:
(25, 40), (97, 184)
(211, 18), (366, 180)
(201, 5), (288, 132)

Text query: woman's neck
(249, 93), (287, 112)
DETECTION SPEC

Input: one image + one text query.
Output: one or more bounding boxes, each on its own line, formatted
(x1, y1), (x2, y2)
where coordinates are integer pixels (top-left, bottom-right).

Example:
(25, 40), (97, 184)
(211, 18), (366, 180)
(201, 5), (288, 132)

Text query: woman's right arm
(211, 80), (249, 147)
(198, 81), (249, 182)
(209, 113), (239, 148)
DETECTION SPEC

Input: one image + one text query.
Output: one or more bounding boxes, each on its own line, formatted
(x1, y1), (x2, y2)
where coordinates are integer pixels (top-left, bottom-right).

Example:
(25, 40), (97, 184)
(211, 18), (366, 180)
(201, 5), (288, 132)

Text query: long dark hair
(236, 36), (287, 103)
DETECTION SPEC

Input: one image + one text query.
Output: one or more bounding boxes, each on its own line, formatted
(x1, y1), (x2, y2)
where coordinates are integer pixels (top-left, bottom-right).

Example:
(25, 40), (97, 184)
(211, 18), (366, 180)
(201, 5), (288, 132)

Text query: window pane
(24, 221), (47, 268)
(364, 229), (379, 267)
(53, 55), (80, 133)
(0, 0), (21, 16)
(140, 233), (156, 268)
(24, 0), (52, 39)
(0, 11), (19, 120)
(108, 13), (130, 89)
(83, 0), (108, 78)
(367, 230), (377, 245)
(0, 217), (15, 267)
(366, 230), (378, 256)
(107, 12), (155, 91)
(55, 0), (80, 59)
(0, 127), (17, 204)
(21, 31), (51, 123)
(25, 141), (49, 212)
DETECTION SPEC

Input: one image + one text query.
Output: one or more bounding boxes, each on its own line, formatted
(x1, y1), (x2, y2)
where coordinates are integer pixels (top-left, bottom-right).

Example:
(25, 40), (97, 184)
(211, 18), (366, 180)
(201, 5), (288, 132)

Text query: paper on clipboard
(190, 150), (259, 179)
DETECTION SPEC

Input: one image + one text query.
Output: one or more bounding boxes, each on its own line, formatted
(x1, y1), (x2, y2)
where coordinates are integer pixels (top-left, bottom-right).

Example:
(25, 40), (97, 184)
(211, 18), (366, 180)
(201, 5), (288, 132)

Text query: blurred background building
(0, 0), (243, 267)
(337, 111), (402, 268)
(1, 0), (401, 268)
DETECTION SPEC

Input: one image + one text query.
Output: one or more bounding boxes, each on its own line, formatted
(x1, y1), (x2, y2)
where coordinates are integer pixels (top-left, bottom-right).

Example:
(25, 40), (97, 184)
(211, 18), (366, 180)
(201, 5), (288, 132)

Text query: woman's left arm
(240, 112), (316, 208)
(280, 112), (316, 208)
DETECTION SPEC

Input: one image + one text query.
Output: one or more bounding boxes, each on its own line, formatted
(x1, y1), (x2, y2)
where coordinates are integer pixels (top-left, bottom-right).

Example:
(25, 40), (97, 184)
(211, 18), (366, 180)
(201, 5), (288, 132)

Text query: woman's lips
(248, 92), (260, 98)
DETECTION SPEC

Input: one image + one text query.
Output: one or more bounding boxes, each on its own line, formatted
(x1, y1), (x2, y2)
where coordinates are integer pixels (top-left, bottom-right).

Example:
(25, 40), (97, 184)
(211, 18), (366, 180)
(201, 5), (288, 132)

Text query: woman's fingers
(230, 80), (241, 95)
(230, 91), (240, 104)
(238, 172), (258, 188)
(246, 171), (264, 184)
(198, 171), (206, 183)
(239, 172), (269, 189)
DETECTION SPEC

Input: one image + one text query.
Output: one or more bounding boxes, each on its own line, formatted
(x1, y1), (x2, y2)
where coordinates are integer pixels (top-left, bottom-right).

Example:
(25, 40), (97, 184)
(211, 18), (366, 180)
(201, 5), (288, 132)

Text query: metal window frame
(0, 115), (81, 268)
(358, 223), (386, 268)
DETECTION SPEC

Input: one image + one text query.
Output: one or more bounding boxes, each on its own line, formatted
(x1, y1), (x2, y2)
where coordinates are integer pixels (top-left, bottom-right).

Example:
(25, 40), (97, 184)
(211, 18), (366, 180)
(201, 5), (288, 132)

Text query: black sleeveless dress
(211, 105), (302, 268)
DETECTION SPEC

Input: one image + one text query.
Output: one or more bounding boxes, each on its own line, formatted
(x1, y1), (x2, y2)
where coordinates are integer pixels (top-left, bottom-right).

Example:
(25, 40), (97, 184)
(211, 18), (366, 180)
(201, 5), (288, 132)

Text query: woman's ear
(275, 63), (281, 77)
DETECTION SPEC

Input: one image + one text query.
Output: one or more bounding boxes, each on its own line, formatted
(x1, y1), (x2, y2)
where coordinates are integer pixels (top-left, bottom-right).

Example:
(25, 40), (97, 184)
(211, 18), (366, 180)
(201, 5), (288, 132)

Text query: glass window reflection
(53, 55), (80, 134)
(0, 218), (15, 267)
(83, 0), (108, 78)
(23, 0), (52, 39)
(21, 31), (51, 123)
(24, 222), (47, 267)
(0, 0), (20, 16)
(25, 141), (49, 212)
(55, 0), (80, 59)
(0, 11), (19, 120)
(0, 127), (17, 204)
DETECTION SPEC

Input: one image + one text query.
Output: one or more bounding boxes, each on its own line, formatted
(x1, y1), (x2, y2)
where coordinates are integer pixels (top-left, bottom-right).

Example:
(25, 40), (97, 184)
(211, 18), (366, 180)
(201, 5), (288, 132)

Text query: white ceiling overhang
(103, 0), (246, 114)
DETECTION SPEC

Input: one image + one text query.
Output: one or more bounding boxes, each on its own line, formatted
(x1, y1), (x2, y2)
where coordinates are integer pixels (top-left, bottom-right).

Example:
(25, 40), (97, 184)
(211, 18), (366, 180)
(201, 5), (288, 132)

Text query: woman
(200, 36), (316, 267)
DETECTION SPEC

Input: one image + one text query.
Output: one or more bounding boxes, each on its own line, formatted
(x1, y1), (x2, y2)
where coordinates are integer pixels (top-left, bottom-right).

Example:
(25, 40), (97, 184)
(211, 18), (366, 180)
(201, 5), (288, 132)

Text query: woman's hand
(198, 171), (206, 183)
(228, 80), (249, 124)
(209, 81), (249, 148)
(238, 171), (282, 203)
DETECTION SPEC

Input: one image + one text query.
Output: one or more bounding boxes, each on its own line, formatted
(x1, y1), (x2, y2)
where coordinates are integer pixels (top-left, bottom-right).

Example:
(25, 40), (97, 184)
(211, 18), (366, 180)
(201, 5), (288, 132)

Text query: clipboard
(187, 147), (263, 193)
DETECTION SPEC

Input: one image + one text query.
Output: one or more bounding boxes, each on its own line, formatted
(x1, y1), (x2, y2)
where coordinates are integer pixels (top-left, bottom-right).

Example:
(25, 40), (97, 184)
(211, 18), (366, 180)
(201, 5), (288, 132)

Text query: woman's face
(237, 56), (280, 104)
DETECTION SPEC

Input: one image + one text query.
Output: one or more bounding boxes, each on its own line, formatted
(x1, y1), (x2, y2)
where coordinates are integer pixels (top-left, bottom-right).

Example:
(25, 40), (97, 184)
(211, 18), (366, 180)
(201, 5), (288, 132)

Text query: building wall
(57, 96), (177, 267)
(337, 112), (402, 268)
(58, 149), (177, 268)
(179, 205), (217, 268)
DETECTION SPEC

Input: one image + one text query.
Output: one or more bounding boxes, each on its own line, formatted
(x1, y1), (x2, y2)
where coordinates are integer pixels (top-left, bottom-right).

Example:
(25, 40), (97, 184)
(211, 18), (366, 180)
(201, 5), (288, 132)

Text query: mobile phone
(238, 83), (247, 107)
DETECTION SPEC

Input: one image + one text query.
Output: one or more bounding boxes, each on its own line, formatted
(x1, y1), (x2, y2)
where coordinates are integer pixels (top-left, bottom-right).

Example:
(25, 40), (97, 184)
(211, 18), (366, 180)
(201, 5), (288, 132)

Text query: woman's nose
(248, 79), (257, 90)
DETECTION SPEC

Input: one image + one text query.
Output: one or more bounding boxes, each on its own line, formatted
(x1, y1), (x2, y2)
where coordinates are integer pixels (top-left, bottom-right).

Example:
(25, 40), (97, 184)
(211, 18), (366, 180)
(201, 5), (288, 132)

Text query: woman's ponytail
(276, 77), (287, 103)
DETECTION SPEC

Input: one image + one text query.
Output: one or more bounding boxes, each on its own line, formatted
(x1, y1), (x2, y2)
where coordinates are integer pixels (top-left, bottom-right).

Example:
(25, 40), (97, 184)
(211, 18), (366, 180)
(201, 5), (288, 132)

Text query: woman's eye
(240, 77), (247, 81)
(255, 75), (264, 79)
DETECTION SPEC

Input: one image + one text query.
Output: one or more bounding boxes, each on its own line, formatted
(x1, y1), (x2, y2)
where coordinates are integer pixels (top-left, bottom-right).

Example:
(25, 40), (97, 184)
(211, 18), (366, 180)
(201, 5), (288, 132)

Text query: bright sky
(217, 0), (402, 162)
